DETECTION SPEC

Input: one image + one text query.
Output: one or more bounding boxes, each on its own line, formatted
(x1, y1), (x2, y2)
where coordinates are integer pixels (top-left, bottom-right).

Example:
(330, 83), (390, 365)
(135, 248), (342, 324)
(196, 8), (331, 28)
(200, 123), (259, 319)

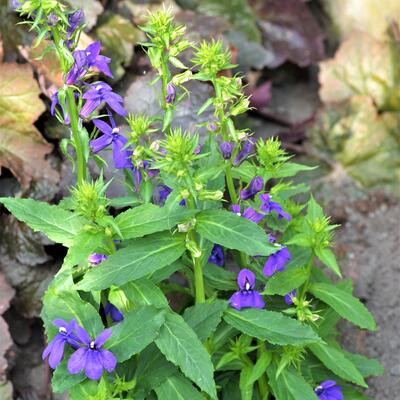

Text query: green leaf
(63, 230), (105, 269)
(149, 260), (186, 283)
(108, 195), (141, 208)
(106, 306), (165, 362)
(224, 308), (322, 346)
(263, 267), (308, 295)
(155, 311), (217, 399)
(203, 263), (237, 291)
(155, 373), (206, 400)
(135, 344), (177, 394)
(196, 210), (276, 256)
(239, 365), (254, 400)
(75, 233), (186, 291)
(306, 196), (324, 221)
(309, 282), (376, 330)
(115, 203), (196, 240)
(308, 342), (367, 387)
(267, 365), (318, 400)
(52, 358), (85, 393)
(315, 247), (342, 277)
(183, 300), (228, 342)
(122, 279), (169, 309)
(0, 197), (84, 246)
(42, 289), (103, 338)
(272, 163), (317, 179)
(343, 351), (384, 378)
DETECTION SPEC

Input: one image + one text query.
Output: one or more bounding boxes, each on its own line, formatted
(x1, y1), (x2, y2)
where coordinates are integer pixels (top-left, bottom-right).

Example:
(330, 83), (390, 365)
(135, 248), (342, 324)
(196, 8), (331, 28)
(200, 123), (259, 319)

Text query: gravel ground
(333, 195), (400, 399)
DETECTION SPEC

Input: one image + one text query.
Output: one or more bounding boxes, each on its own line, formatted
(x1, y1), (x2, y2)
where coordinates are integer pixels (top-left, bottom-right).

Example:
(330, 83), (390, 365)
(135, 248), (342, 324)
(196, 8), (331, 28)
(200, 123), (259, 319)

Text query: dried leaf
(249, 0), (325, 68)
(319, 31), (398, 109)
(323, 0), (400, 40)
(0, 62), (58, 187)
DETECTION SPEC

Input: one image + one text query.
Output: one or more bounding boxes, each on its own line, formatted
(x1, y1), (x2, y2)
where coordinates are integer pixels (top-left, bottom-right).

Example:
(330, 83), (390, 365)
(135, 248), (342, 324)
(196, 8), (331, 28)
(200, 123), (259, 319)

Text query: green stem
(193, 254), (205, 303)
(66, 87), (87, 184)
(300, 252), (314, 301)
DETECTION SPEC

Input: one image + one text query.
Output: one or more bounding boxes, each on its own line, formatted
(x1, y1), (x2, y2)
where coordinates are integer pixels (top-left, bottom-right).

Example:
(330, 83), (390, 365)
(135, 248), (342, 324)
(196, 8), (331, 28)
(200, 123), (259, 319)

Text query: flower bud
(220, 141), (234, 160)
(199, 190), (224, 201)
(165, 82), (176, 104)
(186, 240), (202, 258)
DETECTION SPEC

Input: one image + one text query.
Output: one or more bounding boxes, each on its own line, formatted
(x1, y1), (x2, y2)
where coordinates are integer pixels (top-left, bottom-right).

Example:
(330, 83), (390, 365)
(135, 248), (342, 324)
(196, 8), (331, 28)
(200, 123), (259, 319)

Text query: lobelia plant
(3, 2), (383, 399)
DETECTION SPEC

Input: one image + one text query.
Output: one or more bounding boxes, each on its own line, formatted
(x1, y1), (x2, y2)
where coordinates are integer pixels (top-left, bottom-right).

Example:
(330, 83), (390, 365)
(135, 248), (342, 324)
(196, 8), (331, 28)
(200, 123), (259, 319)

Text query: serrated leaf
(309, 282), (376, 331)
(196, 209), (276, 256)
(76, 233), (186, 291)
(0, 198), (84, 246)
(155, 311), (217, 399)
(183, 300), (228, 342)
(115, 203), (196, 240)
(155, 373), (206, 400)
(224, 308), (322, 346)
(106, 306), (165, 362)
(308, 342), (367, 387)
(263, 267), (308, 296)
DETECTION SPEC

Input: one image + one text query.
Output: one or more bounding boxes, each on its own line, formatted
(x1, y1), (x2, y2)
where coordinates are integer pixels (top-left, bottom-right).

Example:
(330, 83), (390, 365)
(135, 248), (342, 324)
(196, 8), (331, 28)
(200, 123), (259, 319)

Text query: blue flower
(231, 204), (264, 224)
(208, 244), (224, 267)
(165, 82), (176, 103)
(42, 319), (79, 369)
(88, 253), (108, 266)
(90, 112), (132, 169)
(314, 380), (343, 400)
(104, 303), (124, 323)
(284, 290), (296, 305)
(67, 326), (117, 381)
(80, 82), (126, 118)
(233, 137), (256, 165)
(240, 176), (264, 200)
(259, 193), (291, 220)
(263, 235), (291, 277)
(229, 269), (264, 310)
(220, 141), (234, 160)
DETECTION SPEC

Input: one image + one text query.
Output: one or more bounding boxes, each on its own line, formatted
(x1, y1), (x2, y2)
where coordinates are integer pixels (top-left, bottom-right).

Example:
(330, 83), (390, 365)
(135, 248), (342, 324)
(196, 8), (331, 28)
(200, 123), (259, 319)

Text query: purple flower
(263, 246), (291, 277)
(50, 92), (70, 125)
(47, 13), (59, 26)
(284, 290), (296, 305)
(104, 303), (124, 323)
(81, 82), (126, 118)
(242, 207), (265, 224)
(66, 9), (84, 47)
(166, 82), (176, 103)
(90, 114), (132, 169)
(231, 204), (265, 224)
(208, 244), (224, 267)
(220, 141), (234, 160)
(229, 269), (265, 310)
(233, 137), (256, 165)
(259, 193), (291, 220)
(240, 176), (264, 200)
(155, 185), (186, 207)
(42, 319), (79, 369)
(88, 253), (108, 266)
(194, 145), (202, 155)
(67, 326), (117, 381)
(12, 0), (22, 10)
(66, 42), (112, 85)
(314, 381), (343, 400)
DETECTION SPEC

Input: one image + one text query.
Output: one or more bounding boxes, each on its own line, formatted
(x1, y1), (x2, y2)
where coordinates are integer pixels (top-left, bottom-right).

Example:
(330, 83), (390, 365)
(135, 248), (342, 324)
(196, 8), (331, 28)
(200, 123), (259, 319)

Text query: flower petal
(112, 136), (131, 168)
(42, 338), (55, 360)
(93, 119), (113, 135)
(48, 337), (65, 369)
(75, 324), (91, 345)
(237, 269), (255, 290)
(85, 351), (103, 380)
(68, 347), (88, 375)
(80, 99), (101, 118)
(94, 328), (112, 348)
(99, 349), (117, 372)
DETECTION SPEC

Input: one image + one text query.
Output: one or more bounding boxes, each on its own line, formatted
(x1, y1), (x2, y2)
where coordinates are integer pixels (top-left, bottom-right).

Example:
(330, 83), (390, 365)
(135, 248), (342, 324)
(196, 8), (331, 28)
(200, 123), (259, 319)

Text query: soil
(331, 190), (400, 399)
